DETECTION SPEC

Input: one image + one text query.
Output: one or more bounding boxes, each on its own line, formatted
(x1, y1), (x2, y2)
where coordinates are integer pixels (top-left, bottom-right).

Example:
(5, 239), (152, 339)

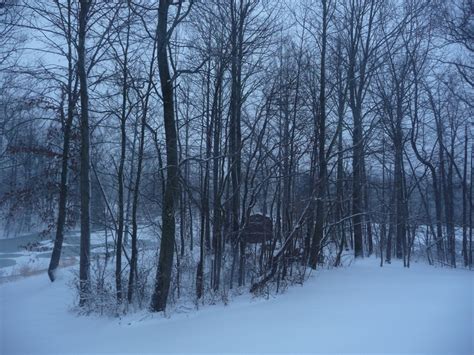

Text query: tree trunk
(309, 0), (328, 269)
(78, 0), (91, 307)
(351, 107), (364, 258)
(212, 69), (224, 291)
(116, 9), (130, 302)
(48, 13), (76, 280)
(394, 121), (405, 260)
(362, 156), (373, 256)
(127, 99), (145, 304)
(48, 0), (76, 282)
(462, 124), (468, 266)
(227, 1), (244, 287)
(151, 0), (180, 312)
(445, 138), (456, 267)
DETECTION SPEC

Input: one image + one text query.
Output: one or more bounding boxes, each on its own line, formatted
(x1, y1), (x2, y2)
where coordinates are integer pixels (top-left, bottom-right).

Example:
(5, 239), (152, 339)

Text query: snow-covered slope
(1, 259), (472, 354)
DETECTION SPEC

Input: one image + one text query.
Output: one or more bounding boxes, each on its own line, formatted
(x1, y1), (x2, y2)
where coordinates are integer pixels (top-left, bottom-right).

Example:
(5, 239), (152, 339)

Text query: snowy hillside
(1, 259), (472, 354)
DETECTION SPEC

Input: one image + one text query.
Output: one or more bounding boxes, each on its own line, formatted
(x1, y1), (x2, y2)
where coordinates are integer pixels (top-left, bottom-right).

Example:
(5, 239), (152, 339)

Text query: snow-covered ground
(1, 259), (472, 354)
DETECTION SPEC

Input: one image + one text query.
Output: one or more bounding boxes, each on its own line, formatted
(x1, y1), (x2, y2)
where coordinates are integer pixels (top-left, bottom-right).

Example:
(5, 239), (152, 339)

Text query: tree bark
(228, 0), (244, 287)
(78, 0), (91, 307)
(309, 0), (328, 269)
(48, 5), (76, 280)
(462, 124), (468, 266)
(116, 7), (130, 302)
(150, 0), (180, 312)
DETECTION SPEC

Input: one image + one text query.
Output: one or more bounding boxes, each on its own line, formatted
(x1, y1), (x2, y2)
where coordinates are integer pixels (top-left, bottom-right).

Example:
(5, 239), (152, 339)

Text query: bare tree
(151, 0), (193, 313)
(77, 0), (91, 306)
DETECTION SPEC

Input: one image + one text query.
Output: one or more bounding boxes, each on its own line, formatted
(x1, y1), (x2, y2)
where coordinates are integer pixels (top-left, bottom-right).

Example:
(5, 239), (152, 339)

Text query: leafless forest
(0, 0), (472, 313)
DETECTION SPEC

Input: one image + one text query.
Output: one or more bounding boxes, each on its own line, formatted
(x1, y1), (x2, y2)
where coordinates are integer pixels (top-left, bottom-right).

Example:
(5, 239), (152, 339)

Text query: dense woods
(0, 0), (472, 313)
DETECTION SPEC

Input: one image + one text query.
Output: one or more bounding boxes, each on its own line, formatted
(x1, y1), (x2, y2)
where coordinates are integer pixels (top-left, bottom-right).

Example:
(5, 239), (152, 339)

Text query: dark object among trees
(243, 214), (273, 244)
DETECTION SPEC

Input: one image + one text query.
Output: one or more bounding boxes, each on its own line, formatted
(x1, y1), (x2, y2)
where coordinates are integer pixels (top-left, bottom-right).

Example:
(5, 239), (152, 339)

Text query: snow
(0, 228), (142, 278)
(1, 259), (472, 354)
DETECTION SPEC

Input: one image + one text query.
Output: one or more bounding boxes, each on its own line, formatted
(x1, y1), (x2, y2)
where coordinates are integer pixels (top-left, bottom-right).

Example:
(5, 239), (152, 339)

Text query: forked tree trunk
(48, 0), (76, 282)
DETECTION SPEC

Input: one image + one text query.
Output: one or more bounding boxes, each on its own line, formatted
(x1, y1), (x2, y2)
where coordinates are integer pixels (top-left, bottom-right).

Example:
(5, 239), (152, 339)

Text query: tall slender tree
(77, 0), (91, 306)
(151, 0), (193, 312)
